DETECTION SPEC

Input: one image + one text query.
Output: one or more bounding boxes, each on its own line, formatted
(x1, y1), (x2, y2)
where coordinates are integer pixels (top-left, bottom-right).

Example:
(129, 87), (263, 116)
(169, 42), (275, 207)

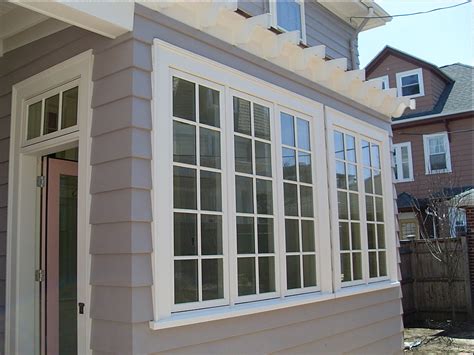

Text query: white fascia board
(12, 1), (134, 38)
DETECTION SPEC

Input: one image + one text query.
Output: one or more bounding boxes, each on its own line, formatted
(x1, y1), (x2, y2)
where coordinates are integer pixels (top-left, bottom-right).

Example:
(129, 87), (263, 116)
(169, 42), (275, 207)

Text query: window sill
(425, 169), (452, 175)
(149, 281), (400, 330)
(394, 178), (414, 183)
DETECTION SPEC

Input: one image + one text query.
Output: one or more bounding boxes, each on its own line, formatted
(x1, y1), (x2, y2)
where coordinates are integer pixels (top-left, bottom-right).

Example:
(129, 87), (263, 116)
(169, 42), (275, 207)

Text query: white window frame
(326, 107), (397, 291)
(269, 0), (307, 44)
(393, 142), (414, 182)
(423, 132), (452, 174)
(150, 39), (399, 330)
(396, 68), (424, 98)
(449, 207), (467, 237)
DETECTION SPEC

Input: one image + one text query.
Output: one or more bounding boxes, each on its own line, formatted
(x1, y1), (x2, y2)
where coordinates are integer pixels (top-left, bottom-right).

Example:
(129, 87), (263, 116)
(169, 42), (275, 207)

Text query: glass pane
(58, 175), (78, 355)
(351, 223), (361, 250)
(298, 152), (312, 183)
(352, 252), (362, 280)
(334, 131), (345, 160)
(373, 170), (382, 195)
(347, 164), (358, 191)
(238, 257), (256, 296)
(259, 257), (275, 293)
(303, 255), (316, 287)
(379, 251), (387, 276)
(284, 183), (298, 216)
(256, 179), (273, 215)
(337, 191), (348, 220)
(255, 141), (272, 177)
(375, 197), (384, 222)
(297, 118), (310, 150)
(174, 260), (198, 303)
(173, 77), (195, 121)
(233, 97), (251, 135)
(202, 259), (224, 300)
(285, 219), (299, 252)
(200, 171), (222, 212)
(200, 128), (220, 169)
(282, 148), (297, 181)
(345, 134), (356, 162)
(281, 113), (295, 147)
(174, 213), (197, 256)
(367, 224), (376, 249)
(277, 0), (301, 32)
(300, 186), (314, 217)
(236, 176), (254, 213)
(369, 252), (378, 278)
(254, 103), (271, 140)
(402, 74), (418, 86)
(361, 140), (370, 166)
(61, 87), (78, 129)
(173, 167), (196, 209)
(173, 121), (196, 165)
(201, 215), (222, 255)
(286, 255), (301, 289)
(341, 253), (351, 282)
(366, 196), (375, 221)
(44, 94), (60, 135)
(237, 217), (255, 254)
(430, 153), (447, 170)
(258, 218), (274, 253)
(364, 168), (373, 193)
(402, 84), (420, 96)
(371, 144), (380, 168)
(339, 222), (350, 250)
(336, 161), (346, 189)
(349, 193), (359, 220)
(235, 136), (253, 174)
(301, 220), (315, 252)
(377, 224), (386, 249)
(27, 101), (42, 140)
(199, 85), (220, 127)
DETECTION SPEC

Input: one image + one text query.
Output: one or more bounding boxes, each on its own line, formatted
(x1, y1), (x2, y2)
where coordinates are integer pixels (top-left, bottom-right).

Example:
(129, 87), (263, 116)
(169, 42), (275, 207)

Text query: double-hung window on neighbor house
(152, 41), (395, 327)
(271, 0), (306, 43)
(393, 142), (414, 182)
(423, 132), (452, 174)
(396, 68), (424, 98)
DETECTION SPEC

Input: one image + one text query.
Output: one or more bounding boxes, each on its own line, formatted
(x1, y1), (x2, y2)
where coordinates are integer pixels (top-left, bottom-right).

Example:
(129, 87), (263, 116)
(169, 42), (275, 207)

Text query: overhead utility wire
(350, 0), (471, 20)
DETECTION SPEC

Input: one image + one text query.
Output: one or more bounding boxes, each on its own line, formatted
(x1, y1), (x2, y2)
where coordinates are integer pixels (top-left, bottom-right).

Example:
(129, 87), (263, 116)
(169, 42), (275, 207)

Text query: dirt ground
(404, 320), (474, 353)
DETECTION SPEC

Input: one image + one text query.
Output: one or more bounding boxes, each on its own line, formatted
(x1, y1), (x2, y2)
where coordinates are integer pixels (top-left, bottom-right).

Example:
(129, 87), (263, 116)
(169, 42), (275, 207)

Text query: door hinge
(36, 175), (46, 188)
(35, 269), (45, 282)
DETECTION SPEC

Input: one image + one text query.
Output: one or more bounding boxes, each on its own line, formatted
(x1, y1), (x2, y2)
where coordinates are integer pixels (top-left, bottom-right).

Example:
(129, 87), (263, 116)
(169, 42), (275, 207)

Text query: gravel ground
(404, 320), (474, 353)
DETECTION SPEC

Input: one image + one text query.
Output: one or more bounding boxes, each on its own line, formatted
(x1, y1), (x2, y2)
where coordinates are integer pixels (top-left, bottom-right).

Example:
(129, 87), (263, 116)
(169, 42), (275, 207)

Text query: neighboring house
(0, 2), (414, 354)
(366, 46), (474, 240)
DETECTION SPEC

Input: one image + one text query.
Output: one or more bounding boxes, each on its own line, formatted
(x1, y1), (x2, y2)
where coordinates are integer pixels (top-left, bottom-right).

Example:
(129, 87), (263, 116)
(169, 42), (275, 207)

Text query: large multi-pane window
(172, 76), (226, 309)
(333, 129), (389, 285)
(281, 112), (317, 292)
(233, 96), (277, 299)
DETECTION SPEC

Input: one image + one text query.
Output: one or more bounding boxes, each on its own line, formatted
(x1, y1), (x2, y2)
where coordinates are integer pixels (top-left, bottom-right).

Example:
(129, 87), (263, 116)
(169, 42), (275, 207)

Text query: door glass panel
(58, 174), (78, 355)
(44, 94), (60, 135)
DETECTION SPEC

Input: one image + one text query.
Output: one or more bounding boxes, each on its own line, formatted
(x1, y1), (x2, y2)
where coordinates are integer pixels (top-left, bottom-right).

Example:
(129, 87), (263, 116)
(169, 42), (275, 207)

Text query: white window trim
(325, 107), (398, 291)
(371, 75), (389, 90)
(269, 0), (307, 44)
(151, 39), (398, 330)
(423, 132), (452, 174)
(396, 68), (424, 98)
(393, 142), (414, 182)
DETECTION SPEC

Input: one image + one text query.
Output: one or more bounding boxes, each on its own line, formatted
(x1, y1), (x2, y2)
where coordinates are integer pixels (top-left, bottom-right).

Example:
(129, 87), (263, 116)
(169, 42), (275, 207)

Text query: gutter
(349, 4), (373, 69)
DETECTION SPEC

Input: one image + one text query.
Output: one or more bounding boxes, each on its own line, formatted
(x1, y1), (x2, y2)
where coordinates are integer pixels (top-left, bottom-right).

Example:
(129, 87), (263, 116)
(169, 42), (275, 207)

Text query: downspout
(349, 5), (374, 69)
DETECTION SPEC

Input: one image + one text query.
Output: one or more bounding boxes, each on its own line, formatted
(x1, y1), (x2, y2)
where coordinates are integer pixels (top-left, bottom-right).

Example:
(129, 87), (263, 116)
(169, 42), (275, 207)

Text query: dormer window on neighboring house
(271, 0), (306, 43)
(396, 68), (424, 98)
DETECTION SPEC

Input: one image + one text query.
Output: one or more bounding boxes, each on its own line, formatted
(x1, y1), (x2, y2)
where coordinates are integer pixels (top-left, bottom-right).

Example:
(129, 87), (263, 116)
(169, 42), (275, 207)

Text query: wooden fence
(400, 237), (473, 324)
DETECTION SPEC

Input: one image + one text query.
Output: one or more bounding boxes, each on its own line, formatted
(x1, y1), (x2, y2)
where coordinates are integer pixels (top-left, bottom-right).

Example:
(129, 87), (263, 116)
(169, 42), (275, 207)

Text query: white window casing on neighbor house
(423, 132), (452, 174)
(151, 40), (398, 330)
(270, 0), (307, 43)
(393, 142), (414, 182)
(371, 75), (389, 90)
(396, 68), (424, 98)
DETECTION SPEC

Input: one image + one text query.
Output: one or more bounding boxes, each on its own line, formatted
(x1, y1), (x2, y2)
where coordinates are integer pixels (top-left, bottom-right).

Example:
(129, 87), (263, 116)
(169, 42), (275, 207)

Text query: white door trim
(6, 50), (93, 355)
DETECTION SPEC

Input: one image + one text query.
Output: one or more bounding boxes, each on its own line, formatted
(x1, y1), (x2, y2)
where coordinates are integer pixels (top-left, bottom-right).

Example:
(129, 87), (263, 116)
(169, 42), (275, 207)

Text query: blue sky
(358, 0), (473, 68)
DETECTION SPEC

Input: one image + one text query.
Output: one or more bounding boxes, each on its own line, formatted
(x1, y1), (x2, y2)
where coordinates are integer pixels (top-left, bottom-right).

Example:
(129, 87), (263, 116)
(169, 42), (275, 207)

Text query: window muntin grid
(281, 112), (318, 292)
